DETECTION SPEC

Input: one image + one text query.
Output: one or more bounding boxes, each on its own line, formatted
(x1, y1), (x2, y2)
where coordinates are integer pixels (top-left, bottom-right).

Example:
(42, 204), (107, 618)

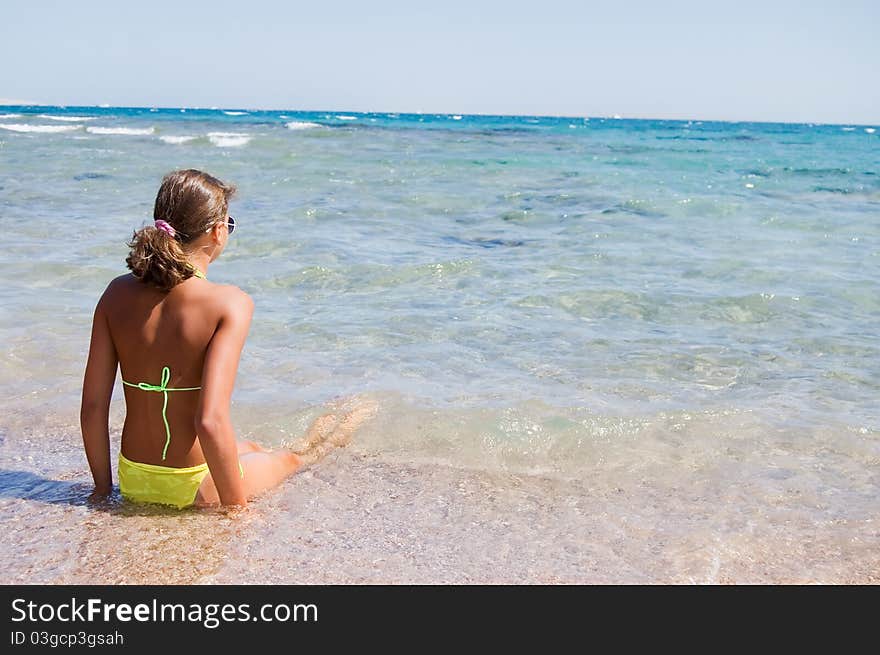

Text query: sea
(0, 105), (877, 583)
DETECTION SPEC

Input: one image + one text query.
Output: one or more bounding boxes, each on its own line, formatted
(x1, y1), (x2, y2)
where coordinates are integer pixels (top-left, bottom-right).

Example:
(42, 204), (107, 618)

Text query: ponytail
(125, 223), (196, 292)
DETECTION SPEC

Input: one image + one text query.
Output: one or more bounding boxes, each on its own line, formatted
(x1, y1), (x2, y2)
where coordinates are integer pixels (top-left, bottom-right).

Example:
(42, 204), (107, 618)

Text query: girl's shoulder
(215, 284), (254, 314)
(192, 281), (253, 317)
(99, 273), (139, 302)
(100, 274), (252, 316)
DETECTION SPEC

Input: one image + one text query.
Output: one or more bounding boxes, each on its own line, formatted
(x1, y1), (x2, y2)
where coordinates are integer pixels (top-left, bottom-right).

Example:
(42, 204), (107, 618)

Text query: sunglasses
(205, 215), (236, 235)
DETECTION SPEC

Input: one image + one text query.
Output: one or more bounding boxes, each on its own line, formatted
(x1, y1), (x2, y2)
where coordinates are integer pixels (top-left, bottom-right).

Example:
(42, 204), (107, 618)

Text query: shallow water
(0, 106), (878, 582)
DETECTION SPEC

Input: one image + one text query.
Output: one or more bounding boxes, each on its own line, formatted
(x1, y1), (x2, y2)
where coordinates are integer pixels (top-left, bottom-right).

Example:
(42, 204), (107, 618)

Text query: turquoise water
(1, 106), (878, 582)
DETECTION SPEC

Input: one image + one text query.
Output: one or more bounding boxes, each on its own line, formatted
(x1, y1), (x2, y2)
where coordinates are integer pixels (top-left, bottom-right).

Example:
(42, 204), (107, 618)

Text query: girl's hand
(88, 485), (113, 503)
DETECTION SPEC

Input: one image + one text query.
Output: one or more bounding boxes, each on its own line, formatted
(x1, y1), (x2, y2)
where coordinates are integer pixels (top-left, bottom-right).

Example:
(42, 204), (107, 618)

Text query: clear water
(1, 106), (878, 583)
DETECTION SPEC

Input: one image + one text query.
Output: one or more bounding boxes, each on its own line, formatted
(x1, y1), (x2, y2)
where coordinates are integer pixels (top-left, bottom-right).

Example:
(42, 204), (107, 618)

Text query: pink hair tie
(154, 219), (176, 238)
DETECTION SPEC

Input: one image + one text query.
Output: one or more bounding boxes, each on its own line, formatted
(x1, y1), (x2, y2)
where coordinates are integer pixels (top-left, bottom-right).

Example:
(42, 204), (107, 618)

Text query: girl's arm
(80, 296), (118, 495)
(195, 289), (254, 506)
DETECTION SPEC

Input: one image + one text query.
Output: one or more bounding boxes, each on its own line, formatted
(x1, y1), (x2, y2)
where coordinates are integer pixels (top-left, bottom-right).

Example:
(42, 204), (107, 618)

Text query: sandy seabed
(2, 450), (877, 585)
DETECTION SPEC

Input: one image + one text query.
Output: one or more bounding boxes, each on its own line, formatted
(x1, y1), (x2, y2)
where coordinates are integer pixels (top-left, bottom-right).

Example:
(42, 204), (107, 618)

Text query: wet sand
(3, 447), (877, 585)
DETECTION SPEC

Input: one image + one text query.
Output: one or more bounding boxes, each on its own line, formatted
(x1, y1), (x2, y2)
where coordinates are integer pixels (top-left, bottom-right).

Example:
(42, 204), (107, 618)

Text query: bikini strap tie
(133, 365), (172, 393)
(122, 366), (201, 460)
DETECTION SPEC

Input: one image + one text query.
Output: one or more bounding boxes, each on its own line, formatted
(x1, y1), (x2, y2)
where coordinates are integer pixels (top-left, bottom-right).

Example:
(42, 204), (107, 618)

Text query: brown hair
(126, 169), (236, 292)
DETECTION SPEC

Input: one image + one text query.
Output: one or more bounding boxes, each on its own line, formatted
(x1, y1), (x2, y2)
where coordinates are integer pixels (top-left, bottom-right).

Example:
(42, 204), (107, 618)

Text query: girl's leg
(194, 450), (301, 506)
(237, 439), (263, 454)
(238, 450), (303, 497)
(195, 400), (377, 506)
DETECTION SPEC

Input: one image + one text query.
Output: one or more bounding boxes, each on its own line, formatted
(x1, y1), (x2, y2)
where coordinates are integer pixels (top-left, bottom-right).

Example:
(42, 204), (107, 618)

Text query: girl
(80, 169), (371, 508)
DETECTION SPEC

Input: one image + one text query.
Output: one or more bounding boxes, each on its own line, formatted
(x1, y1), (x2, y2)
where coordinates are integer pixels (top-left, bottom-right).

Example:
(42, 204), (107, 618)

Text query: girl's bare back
(103, 272), (241, 468)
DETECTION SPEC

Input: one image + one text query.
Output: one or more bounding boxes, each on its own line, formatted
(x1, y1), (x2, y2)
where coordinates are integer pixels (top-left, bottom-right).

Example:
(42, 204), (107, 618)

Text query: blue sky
(1, 0), (877, 124)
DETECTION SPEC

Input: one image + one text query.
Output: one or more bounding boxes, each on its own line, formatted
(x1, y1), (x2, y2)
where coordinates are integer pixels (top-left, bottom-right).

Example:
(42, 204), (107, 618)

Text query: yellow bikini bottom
(118, 453), (210, 509)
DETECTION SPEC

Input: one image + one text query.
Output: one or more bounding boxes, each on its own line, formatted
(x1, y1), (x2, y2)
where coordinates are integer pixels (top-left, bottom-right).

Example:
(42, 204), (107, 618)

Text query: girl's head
(126, 169), (236, 291)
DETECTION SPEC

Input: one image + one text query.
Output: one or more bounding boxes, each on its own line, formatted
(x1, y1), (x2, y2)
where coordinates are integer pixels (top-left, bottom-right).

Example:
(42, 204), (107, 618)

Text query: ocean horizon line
(0, 100), (876, 129)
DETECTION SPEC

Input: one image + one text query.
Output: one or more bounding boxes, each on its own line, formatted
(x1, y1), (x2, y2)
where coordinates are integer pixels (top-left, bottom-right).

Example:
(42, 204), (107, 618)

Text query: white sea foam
(223, 111), (248, 116)
(86, 126), (155, 135)
(159, 135), (198, 145)
(0, 113), (22, 119)
(841, 127), (856, 131)
(207, 132), (251, 147)
(866, 128), (876, 134)
(451, 115), (462, 120)
(336, 115), (357, 120)
(0, 123), (80, 133)
(39, 115), (98, 122)
(285, 121), (322, 130)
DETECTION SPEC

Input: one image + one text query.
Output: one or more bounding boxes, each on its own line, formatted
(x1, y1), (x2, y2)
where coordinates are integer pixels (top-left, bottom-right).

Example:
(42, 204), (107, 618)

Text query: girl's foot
(296, 398), (378, 467)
